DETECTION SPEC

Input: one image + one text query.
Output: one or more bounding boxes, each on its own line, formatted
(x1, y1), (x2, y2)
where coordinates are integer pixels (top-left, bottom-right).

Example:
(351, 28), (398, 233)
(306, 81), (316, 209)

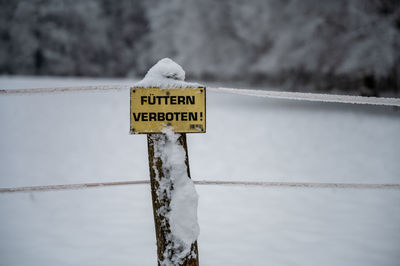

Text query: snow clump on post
(135, 58), (201, 89)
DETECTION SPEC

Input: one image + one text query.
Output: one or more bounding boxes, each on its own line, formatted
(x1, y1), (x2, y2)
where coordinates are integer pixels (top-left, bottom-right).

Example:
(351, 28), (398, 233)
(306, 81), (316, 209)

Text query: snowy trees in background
(101, 0), (148, 77)
(141, 0), (400, 95)
(2, 0), (105, 75)
(0, 0), (147, 77)
(1, 0), (399, 95)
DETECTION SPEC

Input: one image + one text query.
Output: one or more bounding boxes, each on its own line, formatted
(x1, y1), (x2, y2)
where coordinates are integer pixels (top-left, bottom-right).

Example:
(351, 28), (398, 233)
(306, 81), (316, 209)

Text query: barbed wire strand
(1, 180), (399, 194)
(1, 85), (399, 107)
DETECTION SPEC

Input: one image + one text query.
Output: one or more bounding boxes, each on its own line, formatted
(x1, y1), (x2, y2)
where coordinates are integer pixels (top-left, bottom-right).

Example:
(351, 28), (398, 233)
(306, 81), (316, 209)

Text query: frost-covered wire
(209, 87), (400, 107)
(0, 85), (128, 94)
(1, 85), (399, 107)
(1, 180), (399, 193)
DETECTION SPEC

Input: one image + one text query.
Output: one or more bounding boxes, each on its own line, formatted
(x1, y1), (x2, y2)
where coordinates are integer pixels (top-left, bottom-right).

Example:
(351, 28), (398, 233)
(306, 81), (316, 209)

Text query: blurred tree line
(1, 0), (399, 95)
(0, 0), (148, 77)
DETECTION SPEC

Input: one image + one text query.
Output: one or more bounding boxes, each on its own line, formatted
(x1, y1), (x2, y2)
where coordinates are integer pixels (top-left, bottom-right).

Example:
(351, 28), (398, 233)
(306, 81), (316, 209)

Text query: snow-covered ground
(1, 76), (400, 265)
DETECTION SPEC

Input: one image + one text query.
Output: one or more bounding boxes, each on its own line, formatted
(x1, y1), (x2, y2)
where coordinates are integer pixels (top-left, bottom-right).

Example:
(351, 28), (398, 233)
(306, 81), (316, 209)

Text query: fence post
(147, 133), (199, 265)
(130, 58), (205, 265)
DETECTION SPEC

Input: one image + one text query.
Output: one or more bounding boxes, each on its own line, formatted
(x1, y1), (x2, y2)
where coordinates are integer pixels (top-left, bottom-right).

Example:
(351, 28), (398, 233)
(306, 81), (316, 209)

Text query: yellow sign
(130, 87), (206, 134)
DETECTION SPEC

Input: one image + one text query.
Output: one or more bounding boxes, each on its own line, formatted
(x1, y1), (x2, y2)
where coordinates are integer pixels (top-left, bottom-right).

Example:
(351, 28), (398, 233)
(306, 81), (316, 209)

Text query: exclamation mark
(200, 112), (203, 121)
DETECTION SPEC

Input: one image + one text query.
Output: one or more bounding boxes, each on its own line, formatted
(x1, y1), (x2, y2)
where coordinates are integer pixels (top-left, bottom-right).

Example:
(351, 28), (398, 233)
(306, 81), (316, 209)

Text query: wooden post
(130, 58), (204, 265)
(147, 133), (199, 266)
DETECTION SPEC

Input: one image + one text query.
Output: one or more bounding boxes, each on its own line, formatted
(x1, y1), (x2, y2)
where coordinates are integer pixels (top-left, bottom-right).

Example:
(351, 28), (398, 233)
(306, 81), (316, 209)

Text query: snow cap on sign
(146, 57), (185, 81)
(134, 58), (203, 89)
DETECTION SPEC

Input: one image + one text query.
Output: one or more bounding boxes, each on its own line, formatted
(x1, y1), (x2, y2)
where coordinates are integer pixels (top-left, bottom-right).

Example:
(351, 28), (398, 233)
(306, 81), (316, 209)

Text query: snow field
(1, 185), (399, 265)
(1, 76), (400, 265)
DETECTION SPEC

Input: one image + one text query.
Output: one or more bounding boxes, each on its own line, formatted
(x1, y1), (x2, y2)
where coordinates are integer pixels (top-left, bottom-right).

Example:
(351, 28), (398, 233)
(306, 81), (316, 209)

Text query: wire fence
(1, 180), (400, 194)
(1, 85), (400, 107)
(1, 84), (399, 194)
